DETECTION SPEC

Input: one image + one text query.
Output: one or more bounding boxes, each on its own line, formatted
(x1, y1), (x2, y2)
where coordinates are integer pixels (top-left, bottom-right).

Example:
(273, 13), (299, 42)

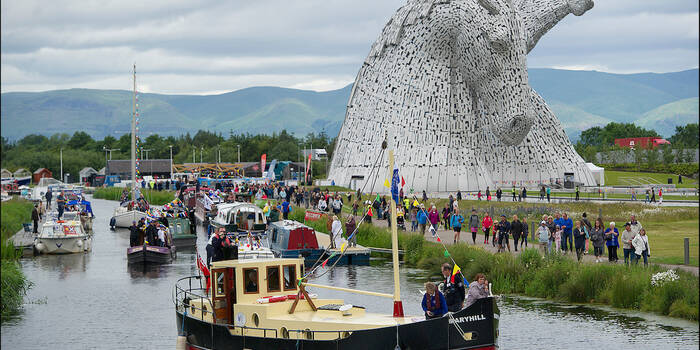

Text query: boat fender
(175, 336), (187, 350)
(109, 217), (116, 228)
(35, 242), (46, 253)
(257, 295), (288, 304)
(77, 240), (83, 247)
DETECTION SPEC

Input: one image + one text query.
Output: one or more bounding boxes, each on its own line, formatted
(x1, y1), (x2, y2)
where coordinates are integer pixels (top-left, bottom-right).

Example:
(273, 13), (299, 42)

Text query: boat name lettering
(146, 246), (161, 252)
(449, 314), (486, 324)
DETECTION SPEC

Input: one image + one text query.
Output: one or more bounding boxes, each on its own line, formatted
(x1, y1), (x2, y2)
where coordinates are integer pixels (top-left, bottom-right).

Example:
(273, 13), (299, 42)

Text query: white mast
(387, 149), (404, 317)
(131, 64), (137, 199)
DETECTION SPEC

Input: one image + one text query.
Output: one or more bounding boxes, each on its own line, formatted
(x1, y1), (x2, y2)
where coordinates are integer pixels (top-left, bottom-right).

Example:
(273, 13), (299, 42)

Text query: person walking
(485, 187), (491, 201)
(546, 186), (551, 202)
(560, 213), (573, 253)
(575, 185), (580, 201)
(410, 207), (418, 232)
(511, 187), (517, 201)
(521, 217), (529, 249)
(496, 215), (511, 253)
(547, 216), (556, 254)
(482, 212), (493, 245)
(604, 222), (620, 262)
(629, 215), (642, 236)
(590, 218), (605, 263)
(31, 204), (40, 233)
(632, 228), (650, 266)
(621, 222), (636, 266)
(496, 187), (502, 202)
(442, 203), (451, 230)
(573, 220), (586, 261)
(540, 186), (545, 201)
(450, 208), (464, 244)
(537, 221), (550, 255)
(417, 205), (427, 235)
(581, 212), (592, 254)
(331, 215), (344, 250)
(510, 215), (522, 251)
(428, 205), (440, 236)
(658, 188), (663, 204)
(645, 189), (650, 203)
(468, 209), (479, 244)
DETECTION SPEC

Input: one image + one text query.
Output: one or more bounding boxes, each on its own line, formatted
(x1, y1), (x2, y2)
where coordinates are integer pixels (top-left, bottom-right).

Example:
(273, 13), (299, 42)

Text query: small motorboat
(35, 212), (92, 254)
(112, 205), (148, 229)
(168, 217), (196, 250)
(210, 202), (267, 233)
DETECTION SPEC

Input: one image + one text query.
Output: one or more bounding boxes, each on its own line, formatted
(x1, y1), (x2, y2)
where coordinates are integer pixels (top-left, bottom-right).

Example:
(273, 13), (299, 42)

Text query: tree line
(1, 130), (336, 181)
(574, 123), (698, 164)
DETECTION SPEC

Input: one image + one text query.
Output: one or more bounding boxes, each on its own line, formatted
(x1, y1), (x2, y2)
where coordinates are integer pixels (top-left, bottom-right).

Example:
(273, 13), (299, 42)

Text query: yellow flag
(341, 242), (347, 252)
(413, 200), (419, 206)
(452, 264), (460, 276)
(383, 179), (390, 188)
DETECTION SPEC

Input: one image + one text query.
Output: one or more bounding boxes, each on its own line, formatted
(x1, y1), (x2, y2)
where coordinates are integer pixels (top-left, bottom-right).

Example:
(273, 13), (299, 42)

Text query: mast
(387, 150), (404, 317)
(131, 64), (137, 200)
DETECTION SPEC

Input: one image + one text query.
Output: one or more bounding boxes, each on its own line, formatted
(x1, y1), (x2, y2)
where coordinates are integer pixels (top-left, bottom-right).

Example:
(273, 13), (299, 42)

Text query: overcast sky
(1, 0), (697, 94)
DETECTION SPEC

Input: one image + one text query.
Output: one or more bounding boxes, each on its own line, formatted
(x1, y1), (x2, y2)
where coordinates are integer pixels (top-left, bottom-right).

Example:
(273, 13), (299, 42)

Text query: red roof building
(614, 137), (670, 149)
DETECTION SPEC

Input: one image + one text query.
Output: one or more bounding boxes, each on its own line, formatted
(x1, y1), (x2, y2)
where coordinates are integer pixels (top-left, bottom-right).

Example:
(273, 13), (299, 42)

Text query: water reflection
(32, 252), (90, 279)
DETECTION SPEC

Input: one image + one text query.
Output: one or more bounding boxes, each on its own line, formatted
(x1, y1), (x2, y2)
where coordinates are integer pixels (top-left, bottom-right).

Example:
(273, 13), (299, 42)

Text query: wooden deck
(9, 227), (37, 257)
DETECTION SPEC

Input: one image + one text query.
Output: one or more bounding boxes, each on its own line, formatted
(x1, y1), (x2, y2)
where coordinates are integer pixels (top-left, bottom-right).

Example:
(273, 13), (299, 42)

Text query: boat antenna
(385, 133), (404, 317)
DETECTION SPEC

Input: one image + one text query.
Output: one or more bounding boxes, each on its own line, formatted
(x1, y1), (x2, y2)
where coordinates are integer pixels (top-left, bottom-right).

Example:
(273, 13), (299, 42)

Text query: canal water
(2, 198), (697, 349)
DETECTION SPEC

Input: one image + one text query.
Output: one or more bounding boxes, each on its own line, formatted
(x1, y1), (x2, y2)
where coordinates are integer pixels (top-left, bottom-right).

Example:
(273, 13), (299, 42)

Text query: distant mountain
(636, 97), (699, 137)
(1, 68), (697, 141)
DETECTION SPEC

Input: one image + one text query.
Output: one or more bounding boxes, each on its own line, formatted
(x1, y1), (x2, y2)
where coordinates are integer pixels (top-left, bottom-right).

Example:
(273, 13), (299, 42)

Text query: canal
(2, 197), (697, 349)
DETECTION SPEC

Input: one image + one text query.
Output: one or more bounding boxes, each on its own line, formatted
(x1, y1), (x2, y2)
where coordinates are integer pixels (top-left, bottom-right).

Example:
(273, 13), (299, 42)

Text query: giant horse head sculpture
(329, 0), (596, 192)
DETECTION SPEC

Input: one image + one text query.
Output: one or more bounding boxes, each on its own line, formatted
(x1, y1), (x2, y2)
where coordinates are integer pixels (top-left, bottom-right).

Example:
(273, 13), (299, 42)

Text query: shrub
(93, 187), (174, 205)
(1, 261), (31, 320)
(608, 270), (648, 309)
(559, 264), (617, 303)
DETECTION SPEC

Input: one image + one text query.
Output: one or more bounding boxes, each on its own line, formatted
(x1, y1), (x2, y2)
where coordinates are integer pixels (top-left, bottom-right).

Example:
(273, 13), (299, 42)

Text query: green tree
(669, 123), (699, 148)
(644, 148), (660, 167)
(67, 131), (94, 149)
(661, 144), (675, 164)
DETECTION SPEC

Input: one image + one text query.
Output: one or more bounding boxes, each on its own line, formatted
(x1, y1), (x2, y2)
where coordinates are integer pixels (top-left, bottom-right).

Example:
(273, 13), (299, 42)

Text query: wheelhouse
(212, 202), (267, 232)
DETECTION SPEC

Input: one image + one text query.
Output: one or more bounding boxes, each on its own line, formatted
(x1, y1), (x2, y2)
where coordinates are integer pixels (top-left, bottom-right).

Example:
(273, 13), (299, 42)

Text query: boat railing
(173, 275), (217, 324)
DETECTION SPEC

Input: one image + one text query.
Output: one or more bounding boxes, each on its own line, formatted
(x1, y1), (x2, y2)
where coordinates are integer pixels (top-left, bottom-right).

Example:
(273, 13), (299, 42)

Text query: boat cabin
(212, 202), (267, 232)
(198, 258), (305, 325)
(268, 220), (319, 251)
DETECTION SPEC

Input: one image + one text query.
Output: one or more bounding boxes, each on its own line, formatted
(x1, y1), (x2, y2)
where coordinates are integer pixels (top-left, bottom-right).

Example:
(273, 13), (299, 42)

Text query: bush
(559, 264), (617, 303)
(608, 270), (648, 309)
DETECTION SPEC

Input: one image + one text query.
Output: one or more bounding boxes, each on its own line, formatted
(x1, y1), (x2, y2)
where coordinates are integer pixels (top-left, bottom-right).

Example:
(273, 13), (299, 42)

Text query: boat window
(272, 229), (278, 243)
(215, 272), (226, 297)
(283, 265), (296, 291)
(267, 266), (281, 292)
(243, 268), (259, 294)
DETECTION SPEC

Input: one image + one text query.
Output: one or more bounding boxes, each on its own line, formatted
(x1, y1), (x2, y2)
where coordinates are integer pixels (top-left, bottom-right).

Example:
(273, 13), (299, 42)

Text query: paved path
(365, 214), (699, 276)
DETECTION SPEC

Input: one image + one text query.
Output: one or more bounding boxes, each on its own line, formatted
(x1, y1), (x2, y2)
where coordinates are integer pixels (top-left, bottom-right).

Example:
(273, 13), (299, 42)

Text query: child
(554, 225), (562, 252)
(477, 190), (482, 201)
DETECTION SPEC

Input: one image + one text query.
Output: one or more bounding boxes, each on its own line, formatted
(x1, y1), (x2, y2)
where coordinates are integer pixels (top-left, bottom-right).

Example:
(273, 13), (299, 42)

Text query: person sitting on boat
(129, 221), (140, 247)
(422, 282), (447, 320)
(157, 226), (166, 247)
(465, 273), (490, 308)
(441, 263), (466, 312)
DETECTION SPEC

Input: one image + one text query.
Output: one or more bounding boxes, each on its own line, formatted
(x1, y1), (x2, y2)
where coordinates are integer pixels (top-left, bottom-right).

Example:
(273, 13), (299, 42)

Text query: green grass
(641, 220), (699, 266)
(604, 170), (698, 188)
(93, 187), (175, 205)
(551, 191), (698, 201)
(1, 198), (33, 321)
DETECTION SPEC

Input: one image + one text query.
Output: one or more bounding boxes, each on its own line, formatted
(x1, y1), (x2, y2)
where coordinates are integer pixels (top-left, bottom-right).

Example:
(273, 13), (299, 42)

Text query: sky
(1, 0), (698, 94)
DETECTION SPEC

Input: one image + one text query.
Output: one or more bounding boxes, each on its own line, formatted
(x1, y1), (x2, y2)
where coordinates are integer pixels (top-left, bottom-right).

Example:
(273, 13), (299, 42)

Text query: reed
(0, 198), (33, 321)
(93, 187), (175, 205)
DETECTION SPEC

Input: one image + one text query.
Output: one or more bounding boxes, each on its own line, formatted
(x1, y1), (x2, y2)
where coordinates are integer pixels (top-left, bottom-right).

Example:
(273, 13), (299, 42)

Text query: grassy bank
(604, 170), (697, 188)
(290, 207), (699, 321)
(93, 187), (175, 205)
(1, 198), (33, 321)
(345, 195), (699, 266)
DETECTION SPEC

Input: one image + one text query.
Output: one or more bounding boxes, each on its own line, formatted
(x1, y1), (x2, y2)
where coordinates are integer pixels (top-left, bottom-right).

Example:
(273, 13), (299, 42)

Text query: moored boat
(127, 243), (176, 264)
(35, 212), (92, 254)
(210, 202), (267, 233)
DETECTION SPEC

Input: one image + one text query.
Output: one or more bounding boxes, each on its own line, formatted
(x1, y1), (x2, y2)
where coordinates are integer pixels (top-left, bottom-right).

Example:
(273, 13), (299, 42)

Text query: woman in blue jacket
(604, 221), (620, 262)
(417, 206), (428, 235)
(450, 208), (464, 244)
(422, 282), (448, 319)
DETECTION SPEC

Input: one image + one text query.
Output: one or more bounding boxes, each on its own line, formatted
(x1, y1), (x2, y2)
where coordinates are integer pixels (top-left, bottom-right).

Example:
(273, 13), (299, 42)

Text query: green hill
(636, 97), (699, 137)
(1, 68), (697, 141)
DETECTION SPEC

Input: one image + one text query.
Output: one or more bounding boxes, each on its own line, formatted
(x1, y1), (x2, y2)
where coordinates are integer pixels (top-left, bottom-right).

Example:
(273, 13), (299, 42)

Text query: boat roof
(211, 257), (303, 269)
(269, 220), (313, 230)
(217, 202), (262, 212)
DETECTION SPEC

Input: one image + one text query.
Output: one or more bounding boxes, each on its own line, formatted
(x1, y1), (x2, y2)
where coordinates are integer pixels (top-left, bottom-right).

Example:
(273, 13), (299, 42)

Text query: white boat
(211, 202), (267, 233)
(112, 205), (148, 228)
(35, 212), (92, 254)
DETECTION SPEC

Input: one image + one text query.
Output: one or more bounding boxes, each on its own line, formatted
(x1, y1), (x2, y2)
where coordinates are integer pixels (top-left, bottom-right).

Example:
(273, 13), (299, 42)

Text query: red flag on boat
(196, 253), (211, 292)
(367, 207), (373, 217)
(401, 176), (405, 187)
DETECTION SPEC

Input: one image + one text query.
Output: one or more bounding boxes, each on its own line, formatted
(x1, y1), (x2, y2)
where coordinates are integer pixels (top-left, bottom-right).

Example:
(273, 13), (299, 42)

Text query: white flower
(651, 270), (679, 287)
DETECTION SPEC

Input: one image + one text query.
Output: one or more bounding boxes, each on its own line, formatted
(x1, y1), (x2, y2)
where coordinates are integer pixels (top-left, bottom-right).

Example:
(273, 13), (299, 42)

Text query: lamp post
(169, 145), (173, 179)
(60, 147), (63, 182)
(217, 145), (221, 164)
(192, 147), (195, 163)
(236, 145), (241, 163)
(200, 146), (203, 163)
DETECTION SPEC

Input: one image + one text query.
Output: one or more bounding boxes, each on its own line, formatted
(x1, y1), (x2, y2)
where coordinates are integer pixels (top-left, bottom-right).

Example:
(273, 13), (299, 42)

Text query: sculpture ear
(478, 0), (500, 15)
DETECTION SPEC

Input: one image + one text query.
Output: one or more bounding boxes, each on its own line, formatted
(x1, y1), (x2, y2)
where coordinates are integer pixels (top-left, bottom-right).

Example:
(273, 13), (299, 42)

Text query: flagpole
(387, 150), (403, 317)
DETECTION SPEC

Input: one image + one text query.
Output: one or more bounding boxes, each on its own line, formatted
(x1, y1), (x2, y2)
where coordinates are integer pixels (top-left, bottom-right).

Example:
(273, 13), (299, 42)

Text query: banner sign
(304, 153), (312, 183)
(261, 154), (267, 177)
(304, 210), (327, 222)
